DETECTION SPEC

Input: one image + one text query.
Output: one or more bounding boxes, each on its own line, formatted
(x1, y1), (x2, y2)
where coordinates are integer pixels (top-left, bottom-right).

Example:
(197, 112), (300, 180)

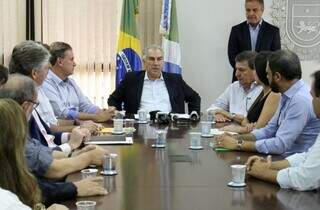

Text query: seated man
(0, 74), (108, 204)
(220, 51), (280, 133)
(9, 40), (92, 153)
(108, 45), (201, 115)
(246, 70), (320, 191)
(207, 51), (263, 122)
(217, 50), (320, 156)
(42, 41), (115, 122)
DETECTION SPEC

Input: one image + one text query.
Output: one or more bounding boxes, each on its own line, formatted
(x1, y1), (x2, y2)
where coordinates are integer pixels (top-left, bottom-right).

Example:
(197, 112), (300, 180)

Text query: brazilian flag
(116, 0), (142, 87)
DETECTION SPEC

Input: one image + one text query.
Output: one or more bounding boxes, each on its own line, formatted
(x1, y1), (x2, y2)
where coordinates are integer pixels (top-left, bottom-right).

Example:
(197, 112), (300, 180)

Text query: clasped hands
(245, 155), (272, 177)
(215, 133), (238, 149)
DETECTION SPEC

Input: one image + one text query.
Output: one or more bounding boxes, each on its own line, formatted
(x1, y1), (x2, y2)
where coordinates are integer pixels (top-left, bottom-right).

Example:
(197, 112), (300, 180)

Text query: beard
(270, 80), (280, 93)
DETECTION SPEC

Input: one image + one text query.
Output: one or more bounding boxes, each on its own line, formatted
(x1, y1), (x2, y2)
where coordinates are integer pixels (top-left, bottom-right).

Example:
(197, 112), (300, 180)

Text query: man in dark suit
(108, 45), (201, 115)
(228, 0), (281, 82)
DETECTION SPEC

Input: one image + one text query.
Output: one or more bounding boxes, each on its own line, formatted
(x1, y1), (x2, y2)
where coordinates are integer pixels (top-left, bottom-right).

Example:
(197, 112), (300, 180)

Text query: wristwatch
(236, 138), (244, 150)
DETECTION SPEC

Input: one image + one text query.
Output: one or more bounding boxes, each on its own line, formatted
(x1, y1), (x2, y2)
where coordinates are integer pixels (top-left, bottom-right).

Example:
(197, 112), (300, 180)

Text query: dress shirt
(248, 20), (262, 51)
(0, 188), (31, 210)
(42, 70), (100, 120)
(140, 73), (172, 113)
(25, 136), (53, 177)
(276, 133), (320, 191)
(32, 111), (71, 153)
(36, 86), (58, 126)
(253, 80), (320, 156)
(207, 81), (262, 116)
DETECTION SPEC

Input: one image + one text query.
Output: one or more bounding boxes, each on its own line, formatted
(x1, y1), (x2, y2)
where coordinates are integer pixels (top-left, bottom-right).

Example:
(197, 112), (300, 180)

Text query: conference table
(63, 121), (320, 210)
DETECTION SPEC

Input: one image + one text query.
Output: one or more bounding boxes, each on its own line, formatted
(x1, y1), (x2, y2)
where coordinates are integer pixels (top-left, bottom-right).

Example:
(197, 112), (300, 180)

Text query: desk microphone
(190, 111), (200, 122)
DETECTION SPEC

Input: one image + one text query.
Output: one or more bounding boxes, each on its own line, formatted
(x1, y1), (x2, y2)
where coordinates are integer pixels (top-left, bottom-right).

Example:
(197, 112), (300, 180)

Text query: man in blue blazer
(108, 45), (201, 115)
(228, 0), (281, 82)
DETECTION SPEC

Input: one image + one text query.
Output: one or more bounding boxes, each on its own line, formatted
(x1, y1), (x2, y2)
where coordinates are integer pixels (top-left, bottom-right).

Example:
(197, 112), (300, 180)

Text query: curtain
(0, 0), (26, 66)
(37, 0), (162, 107)
(138, 0), (162, 51)
(38, 0), (121, 108)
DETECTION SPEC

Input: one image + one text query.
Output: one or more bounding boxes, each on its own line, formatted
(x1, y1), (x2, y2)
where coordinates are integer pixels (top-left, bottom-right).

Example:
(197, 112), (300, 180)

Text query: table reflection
(277, 189), (320, 210)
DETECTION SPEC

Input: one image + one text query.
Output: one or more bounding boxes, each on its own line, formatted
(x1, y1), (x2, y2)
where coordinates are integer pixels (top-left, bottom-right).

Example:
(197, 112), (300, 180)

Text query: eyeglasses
(27, 100), (40, 109)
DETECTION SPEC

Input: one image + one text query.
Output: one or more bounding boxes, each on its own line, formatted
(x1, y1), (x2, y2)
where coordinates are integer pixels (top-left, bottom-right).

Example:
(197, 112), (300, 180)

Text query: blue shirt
(248, 20), (262, 51)
(42, 70), (100, 119)
(252, 80), (320, 156)
(25, 137), (53, 177)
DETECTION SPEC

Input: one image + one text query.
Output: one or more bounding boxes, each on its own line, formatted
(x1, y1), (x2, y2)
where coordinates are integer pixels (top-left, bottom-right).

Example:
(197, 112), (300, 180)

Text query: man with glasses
(108, 45), (201, 115)
(217, 50), (320, 156)
(9, 41), (91, 153)
(0, 74), (108, 204)
(207, 51), (262, 122)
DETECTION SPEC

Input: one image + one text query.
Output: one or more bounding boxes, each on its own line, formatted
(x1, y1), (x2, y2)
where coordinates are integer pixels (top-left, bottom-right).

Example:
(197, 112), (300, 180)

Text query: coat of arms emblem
(271, 0), (320, 60)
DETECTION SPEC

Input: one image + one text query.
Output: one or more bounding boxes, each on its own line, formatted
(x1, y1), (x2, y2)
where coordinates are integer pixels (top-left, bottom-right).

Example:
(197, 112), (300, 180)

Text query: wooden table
(63, 122), (320, 210)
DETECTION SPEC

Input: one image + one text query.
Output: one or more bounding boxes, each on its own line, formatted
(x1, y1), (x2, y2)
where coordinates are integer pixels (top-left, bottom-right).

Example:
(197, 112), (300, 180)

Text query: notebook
(85, 134), (133, 145)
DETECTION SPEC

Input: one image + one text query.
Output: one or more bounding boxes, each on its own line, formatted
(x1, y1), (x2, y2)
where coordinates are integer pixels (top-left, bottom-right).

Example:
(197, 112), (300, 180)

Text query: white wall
(176, 0), (320, 111)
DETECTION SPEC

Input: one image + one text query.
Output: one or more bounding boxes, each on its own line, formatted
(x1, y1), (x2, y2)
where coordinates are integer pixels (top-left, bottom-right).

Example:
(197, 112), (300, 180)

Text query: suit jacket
(38, 177), (77, 206)
(228, 20), (281, 81)
(29, 111), (63, 150)
(108, 71), (201, 114)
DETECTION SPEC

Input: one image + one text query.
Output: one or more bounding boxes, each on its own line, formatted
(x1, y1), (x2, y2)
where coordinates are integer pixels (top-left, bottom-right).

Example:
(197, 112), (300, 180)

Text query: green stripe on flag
(120, 0), (139, 38)
(168, 0), (179, 42)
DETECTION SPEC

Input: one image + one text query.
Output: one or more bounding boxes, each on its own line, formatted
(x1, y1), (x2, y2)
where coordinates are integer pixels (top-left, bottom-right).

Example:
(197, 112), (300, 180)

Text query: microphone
(190, 111), (200, 122)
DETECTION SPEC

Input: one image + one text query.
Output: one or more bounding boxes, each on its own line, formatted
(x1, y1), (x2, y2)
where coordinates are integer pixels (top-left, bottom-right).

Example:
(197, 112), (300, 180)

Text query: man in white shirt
(208, 51), (262, 122)
(246, 70), (320, 191)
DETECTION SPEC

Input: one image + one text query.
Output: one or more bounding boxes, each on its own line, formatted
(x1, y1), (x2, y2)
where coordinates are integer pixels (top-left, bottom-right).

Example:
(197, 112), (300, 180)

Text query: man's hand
(247, 155), (272, 175)
(72, 145), (97, 157)
(74, 176), (108, 197)
(220, 124), (248, 133)
(246, 156), (278, 184)
(246, 155), (262, 171)
(215, 113), (231, 123)
(246, 155), (272, 171)
(245, 123), (255, 132)
(94, 107), (116, 123)
(80, 120), (102, 135)
(87, 146), (109, 166)
(215, 134), (237, 150)
(69, 127), (91, 150)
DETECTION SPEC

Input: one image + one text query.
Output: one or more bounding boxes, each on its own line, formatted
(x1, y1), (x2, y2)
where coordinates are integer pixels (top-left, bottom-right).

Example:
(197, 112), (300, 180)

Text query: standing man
(228, 0), (281, 82)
